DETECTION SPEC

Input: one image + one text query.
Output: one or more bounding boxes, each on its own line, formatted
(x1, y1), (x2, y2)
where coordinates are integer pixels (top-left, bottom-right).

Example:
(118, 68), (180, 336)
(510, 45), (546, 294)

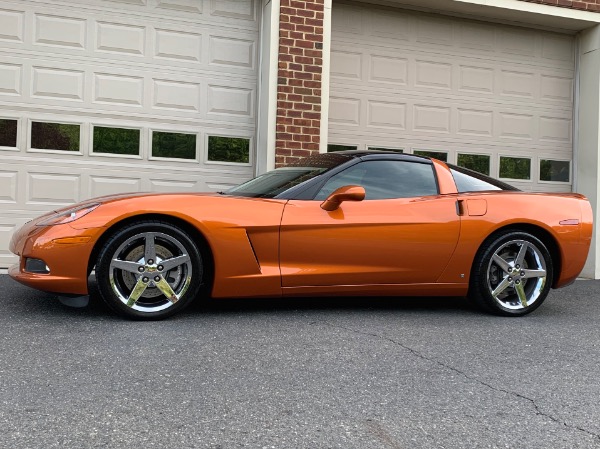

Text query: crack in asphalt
(316, 320), (600, 443)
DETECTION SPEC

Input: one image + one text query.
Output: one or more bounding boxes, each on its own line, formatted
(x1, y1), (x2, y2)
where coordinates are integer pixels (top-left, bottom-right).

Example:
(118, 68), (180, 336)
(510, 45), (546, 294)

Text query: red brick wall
(276, 0), (325, 167)
(518, 0), (600, 12)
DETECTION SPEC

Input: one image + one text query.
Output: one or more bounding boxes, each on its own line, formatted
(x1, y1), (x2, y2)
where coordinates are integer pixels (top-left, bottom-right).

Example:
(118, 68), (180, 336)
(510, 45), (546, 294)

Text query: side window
(315, 160), (438, 200)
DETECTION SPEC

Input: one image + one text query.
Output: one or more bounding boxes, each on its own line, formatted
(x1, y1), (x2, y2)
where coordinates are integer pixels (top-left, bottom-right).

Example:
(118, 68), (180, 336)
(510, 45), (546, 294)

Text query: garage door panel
(34, 13), (86, 49)
(0, 170), (18, 203)
(154, 28), (201, 62)
(0, 62), (21, 95)
(94, 73), (144, 106)
(89, 175), (143, 198)
(0, 223), (19, 267)
(459, 65), (494, 94)
(156, 0), (203, 15)
(32, 67), (85, 102)
(0, 8), (24, 42)
(96, 21), (146, 56)
(540, 74), (574, 103)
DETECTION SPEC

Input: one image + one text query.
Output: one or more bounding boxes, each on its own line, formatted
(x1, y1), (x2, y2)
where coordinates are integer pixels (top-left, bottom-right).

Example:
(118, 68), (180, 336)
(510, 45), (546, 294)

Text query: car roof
(332, 150), (433, 164)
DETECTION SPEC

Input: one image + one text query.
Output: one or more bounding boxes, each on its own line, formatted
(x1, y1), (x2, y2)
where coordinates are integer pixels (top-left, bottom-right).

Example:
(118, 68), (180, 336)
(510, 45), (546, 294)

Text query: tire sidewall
(95, 221), (203, 320)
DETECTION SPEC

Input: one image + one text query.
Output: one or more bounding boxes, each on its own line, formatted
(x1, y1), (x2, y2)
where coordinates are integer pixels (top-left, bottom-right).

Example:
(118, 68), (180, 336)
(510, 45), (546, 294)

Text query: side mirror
(320, 185), (365, 211)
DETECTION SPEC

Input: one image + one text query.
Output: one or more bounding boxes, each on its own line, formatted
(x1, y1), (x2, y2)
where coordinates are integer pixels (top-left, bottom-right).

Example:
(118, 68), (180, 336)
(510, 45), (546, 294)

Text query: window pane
(93, 126), (140, 155)
(31, 122), (80, 151)
(327, 144), (357, 152)
(0, 119), (17, 147)
(499, 156), (531, 180)
(315, 160), (438, 200)
(413, 150), (447, 161)
(449, 166), (518, 193)
(457, 153), (490, 175)
(368, 147), (403, 153)
(540, 160), (570, 182)
(153, 131), (196, 159)
(208, 136), (250, 163)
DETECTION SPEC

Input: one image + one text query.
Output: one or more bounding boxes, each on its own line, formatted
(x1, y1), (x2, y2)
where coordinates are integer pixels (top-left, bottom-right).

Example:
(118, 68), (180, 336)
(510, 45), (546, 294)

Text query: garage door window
(93, 126), (140, 156)
(152, 131), (196, 160)
(540, 160), (570, 183)
(499, 156), (531, 180)
(207, 136), (250, 163)
(31, 121), (80, 152)
(328, 144), (357, 152)
(413, 150), (447, 162)
(368, 147), (403, 153)
(0, 119), (17, 148)
(457, 153), (490, 175)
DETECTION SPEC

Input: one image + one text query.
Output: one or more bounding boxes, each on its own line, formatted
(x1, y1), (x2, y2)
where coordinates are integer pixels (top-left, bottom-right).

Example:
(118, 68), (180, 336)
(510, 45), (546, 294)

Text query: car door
(279, 159), (461, 287)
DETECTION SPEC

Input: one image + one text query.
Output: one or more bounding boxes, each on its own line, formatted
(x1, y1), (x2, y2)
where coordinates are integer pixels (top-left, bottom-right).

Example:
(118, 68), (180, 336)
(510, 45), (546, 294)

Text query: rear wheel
(469, 231), (553, 316)
(95, 221), (204, 320)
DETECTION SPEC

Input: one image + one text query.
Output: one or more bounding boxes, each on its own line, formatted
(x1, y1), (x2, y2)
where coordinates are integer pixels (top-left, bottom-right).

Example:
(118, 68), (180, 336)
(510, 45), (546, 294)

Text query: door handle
(456, 200), (465, 216)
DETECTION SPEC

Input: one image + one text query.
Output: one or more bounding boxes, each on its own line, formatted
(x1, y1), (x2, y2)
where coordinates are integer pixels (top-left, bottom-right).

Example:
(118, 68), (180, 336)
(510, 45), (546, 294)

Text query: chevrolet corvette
(9, 151), (593, 319)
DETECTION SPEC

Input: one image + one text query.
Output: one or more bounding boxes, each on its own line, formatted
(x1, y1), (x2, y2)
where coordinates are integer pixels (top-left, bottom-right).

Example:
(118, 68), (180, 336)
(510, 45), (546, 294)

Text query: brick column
(517, 0), (600, 12)
(275, 0), (325, 167)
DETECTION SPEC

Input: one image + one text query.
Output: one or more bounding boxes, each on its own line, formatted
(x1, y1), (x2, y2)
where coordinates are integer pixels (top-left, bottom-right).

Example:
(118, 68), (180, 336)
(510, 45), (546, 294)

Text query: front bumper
(9, 219), (102, 295)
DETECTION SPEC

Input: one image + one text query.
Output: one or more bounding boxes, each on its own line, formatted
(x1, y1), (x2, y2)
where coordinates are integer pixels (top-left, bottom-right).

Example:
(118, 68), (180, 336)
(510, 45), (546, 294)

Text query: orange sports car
(9, 151), (593, 320)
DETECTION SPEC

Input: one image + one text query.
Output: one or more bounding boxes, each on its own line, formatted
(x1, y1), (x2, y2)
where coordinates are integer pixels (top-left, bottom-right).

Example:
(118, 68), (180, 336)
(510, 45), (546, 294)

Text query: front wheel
(95, 221), (204, 320)
(469, 231), (553, 316)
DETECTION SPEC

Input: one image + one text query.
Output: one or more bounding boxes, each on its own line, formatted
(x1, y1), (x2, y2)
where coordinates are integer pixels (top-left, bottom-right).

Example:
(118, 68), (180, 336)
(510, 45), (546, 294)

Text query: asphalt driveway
(0, 275), (599, 448)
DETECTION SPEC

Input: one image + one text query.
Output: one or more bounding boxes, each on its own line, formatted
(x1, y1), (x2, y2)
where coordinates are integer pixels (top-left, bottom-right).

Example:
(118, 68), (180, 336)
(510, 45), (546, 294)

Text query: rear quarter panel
(437, 192), (592, 288)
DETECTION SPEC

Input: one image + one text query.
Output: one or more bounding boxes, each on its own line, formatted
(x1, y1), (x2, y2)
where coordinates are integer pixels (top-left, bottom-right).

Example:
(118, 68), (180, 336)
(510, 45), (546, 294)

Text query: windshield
(226, 152), (351, 198)
(227, 167), (328, 198)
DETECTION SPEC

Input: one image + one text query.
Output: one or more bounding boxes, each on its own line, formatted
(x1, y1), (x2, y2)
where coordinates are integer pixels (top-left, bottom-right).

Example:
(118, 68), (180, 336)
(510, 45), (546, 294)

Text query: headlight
(36, 204), (100, 226)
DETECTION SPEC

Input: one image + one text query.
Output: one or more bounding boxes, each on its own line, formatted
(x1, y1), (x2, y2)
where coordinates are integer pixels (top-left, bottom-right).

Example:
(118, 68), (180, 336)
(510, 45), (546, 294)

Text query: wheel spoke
(144, 233), (156, 263)
(491, 276), (512, 299)
(515, 282), (529, 307)
(111, 259), (141, 274)
(126, 277), (149, 307)
(154, 276), (179, 303)
(492, 253), (511, 273)
(515, 242), (529, 267)
(522, 268), (546, 279)
(160, 255), (190, 272)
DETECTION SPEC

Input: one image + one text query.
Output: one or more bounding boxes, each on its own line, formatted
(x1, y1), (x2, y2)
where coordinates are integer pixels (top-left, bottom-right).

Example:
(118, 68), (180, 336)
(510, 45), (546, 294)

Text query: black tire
(95, 220), (204, 320)
(469, 230), (553, 317)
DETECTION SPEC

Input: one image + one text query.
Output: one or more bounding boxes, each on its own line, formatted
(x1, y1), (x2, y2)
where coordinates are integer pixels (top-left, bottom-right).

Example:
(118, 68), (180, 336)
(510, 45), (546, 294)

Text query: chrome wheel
(469, 230), (553, 316)
(108, 231), (193, 313)
(486, 239), (547, 311)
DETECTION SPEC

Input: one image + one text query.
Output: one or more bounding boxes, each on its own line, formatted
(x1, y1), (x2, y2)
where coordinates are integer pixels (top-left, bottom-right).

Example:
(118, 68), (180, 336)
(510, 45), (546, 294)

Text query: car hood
(50, 191), (221, 212)
(93, 191), (222, 204)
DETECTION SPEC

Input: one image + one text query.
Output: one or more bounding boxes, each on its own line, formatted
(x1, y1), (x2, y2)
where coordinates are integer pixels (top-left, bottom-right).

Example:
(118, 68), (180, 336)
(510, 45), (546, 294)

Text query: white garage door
(329, 2), (575, 192)
(0, 0), (259, 268)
